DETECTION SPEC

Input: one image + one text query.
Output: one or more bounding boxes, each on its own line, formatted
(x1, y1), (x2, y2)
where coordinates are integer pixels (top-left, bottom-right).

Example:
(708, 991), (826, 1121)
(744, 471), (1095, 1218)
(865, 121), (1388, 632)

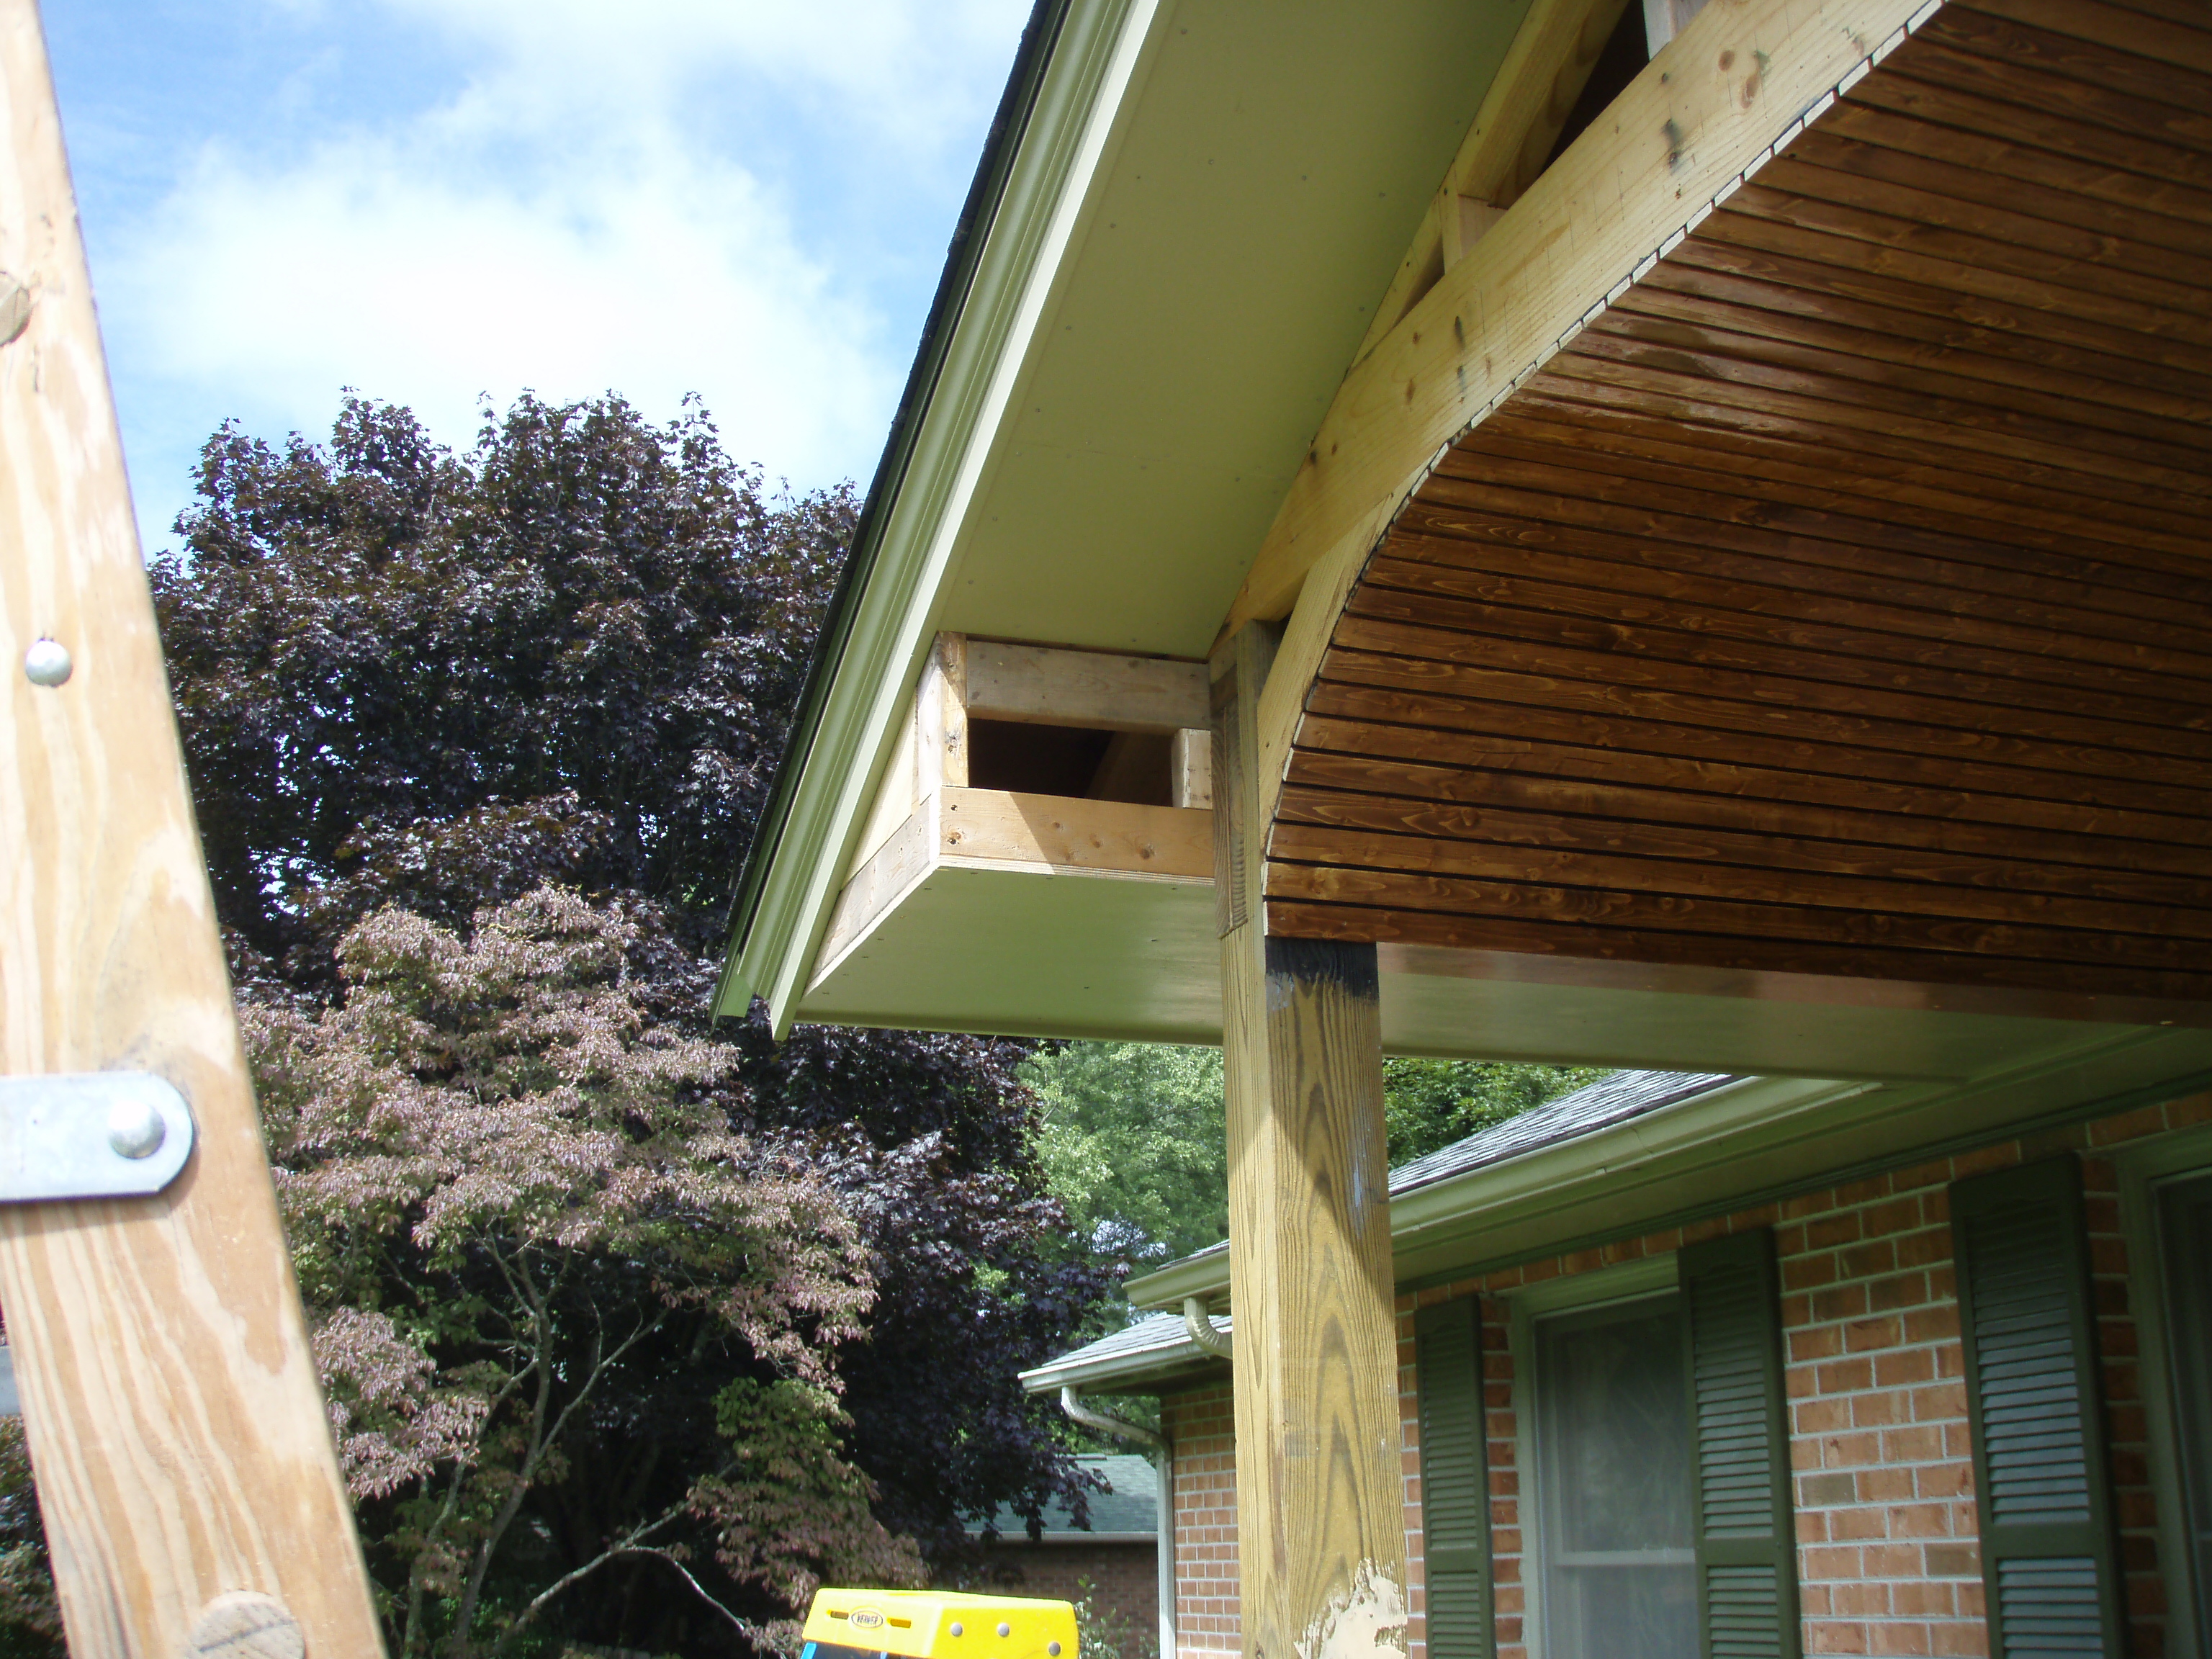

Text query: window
(1529, 1292), (1699, 1659)
(2160, 1171), (2212, 1656)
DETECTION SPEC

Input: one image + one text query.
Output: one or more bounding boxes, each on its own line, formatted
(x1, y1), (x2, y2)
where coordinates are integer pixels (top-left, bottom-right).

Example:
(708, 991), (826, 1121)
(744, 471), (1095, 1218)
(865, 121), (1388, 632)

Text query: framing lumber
(964, 637), (1208, 734)
(1230, 0), (1930, 642)
(1212, 625), (1406, 1659)
(1354, 0), (1630, 363)
(0, 8), (385, 1655)
(812, 786), (1211, 994)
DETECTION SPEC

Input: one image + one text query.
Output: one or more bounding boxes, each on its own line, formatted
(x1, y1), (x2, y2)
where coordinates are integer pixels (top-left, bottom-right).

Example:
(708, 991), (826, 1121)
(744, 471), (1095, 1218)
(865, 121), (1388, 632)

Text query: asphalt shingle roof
(1024, 1071), (1740, 1391)
(974, 1453), (1158, 1539)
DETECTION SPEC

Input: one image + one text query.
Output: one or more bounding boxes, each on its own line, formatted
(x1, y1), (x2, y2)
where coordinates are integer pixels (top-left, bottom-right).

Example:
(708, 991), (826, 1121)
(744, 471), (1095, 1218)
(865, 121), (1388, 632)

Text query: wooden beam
(939, 788), (1210, 882)
(1211, 624), (1406, 1659)
(1351, 0), (1631, 363)
(1171, 729), (1213, 810)
(1228, 0), (1927, 637)
(1447, 0), (1633, 210)
(966, 638), (1208, 734)
(0, 7), (385, 1656)
(918, 631), (968, 793)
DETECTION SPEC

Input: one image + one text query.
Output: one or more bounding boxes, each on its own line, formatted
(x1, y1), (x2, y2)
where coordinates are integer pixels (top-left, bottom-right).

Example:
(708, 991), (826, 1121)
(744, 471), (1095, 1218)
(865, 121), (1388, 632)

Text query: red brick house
(966, 1454), (1164, 1647)
(1025, 1070), (2212, 1658)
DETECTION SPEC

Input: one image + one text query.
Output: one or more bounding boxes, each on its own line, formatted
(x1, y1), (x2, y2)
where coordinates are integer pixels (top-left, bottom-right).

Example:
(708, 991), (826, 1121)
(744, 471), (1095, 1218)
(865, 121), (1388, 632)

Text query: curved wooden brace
(1238, 0), (1938, 832)
(1256, 0), (2212, 1004)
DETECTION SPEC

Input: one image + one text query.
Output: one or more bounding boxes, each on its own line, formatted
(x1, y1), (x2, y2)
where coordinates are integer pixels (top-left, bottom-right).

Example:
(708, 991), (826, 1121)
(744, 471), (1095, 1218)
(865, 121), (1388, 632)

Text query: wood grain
(938, 788), (1211, 882)
(1213, 628), (1406, 1659)
(964, 637), (1207, 734)
(0, 7), (386, 1655)
(1221, 0), (1929, 632)
(1256, 6), (2212, 1007)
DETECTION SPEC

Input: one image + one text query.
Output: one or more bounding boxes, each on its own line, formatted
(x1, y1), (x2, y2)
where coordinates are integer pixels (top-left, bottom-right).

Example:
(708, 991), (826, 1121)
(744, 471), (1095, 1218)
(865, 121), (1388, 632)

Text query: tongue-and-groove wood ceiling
(1272, 0), (2212, 1004)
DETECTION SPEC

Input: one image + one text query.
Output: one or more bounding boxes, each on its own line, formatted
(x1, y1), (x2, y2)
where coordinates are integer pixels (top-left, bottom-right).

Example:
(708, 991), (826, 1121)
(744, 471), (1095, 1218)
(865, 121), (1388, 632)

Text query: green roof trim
(716, 0), (1086, 1022)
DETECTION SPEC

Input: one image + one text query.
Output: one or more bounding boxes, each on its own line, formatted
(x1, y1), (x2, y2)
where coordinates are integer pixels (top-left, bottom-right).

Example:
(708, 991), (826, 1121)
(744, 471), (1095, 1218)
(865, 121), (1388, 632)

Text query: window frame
(2116, 1122), (2212, 1659)
(1506, 1254), (1683, 1659)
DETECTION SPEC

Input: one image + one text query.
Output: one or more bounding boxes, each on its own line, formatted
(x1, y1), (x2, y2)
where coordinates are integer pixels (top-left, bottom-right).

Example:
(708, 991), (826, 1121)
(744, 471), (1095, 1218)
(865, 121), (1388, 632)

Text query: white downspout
(1182, 1298), (1231, 1362)
(1060, 1387), (1176, 1659)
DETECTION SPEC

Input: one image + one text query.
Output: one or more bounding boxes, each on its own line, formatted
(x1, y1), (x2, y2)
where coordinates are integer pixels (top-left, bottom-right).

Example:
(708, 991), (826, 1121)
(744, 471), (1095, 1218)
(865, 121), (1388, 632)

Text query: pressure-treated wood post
(0, 7), (387, 1657)
(1210, 624), (1406, 1659)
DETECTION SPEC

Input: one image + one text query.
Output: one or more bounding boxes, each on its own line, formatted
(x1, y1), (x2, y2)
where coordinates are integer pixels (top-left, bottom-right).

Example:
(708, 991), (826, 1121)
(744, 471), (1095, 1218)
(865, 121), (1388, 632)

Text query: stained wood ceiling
(1274, 0), (2212, 1004)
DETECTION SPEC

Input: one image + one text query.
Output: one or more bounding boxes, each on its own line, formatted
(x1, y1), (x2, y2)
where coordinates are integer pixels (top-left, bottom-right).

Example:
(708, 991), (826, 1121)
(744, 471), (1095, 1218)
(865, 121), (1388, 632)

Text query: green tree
(1023, 1043), (1227, 1267)
(250, 887), (917, 1655)
(1025, 1043), (1612, 1280)
(1382, 1060), (1611, 1166)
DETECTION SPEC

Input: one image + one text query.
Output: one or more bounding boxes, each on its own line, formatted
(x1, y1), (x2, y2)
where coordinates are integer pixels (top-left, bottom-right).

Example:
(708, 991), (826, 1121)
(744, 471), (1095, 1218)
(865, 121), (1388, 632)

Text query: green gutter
(715, 0), (1073, 1018)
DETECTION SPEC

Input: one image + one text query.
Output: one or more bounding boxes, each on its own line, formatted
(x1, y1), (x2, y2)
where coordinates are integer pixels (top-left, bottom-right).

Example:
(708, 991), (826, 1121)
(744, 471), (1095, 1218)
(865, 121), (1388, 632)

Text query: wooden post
(1211, 624), (1406, 1659)
(0, 7), (387, 1657)
(918, 631), (968, 794)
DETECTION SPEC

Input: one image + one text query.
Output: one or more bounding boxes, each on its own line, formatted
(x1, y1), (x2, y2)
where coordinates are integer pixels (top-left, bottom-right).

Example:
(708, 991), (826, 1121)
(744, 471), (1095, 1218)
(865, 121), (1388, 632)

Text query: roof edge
(715, 0), (1069, 1020)
(1123, 1074), (1859, 1310)
(716, 0), (1161, 1028)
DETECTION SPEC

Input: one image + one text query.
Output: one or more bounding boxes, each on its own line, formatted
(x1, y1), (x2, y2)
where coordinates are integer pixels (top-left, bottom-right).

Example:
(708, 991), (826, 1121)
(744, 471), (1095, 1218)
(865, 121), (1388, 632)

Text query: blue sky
(45, 0), (1030, 558)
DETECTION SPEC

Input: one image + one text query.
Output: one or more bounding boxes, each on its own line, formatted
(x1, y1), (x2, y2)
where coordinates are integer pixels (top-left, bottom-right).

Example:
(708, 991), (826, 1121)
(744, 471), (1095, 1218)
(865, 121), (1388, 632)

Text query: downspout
(1060, 1388), (1176, 1659)
(1182, 1298), (1231, 1362)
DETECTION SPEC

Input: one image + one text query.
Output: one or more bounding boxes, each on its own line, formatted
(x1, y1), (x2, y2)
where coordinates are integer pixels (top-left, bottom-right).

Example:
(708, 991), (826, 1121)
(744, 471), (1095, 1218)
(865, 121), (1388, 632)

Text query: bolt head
(23, 639), (71, 688)
(997, 1625), (1011, 1639)
(107, 1094), (166, 1160)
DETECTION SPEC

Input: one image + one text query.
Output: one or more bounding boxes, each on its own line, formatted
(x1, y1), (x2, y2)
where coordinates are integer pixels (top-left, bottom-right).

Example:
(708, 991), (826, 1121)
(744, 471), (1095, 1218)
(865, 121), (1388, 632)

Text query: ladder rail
(0, 4), (387, 1655)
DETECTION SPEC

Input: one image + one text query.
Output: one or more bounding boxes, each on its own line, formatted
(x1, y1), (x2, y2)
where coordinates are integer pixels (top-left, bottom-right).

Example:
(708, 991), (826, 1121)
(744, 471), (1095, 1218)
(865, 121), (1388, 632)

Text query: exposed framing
(1227, 0), (1941, 841)
(812, 633), (1213, 992)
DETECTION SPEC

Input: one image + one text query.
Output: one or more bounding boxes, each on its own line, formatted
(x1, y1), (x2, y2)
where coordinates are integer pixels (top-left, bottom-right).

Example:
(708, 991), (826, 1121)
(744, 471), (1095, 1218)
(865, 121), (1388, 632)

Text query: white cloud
(96, 0), (1028, 547)
(113, 127), (889, 484)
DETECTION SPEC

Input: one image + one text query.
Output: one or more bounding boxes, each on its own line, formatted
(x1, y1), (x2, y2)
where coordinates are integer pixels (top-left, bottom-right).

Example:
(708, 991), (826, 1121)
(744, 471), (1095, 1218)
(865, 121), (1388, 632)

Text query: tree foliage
(251, 888), (916, 1653)
(1022, 1043), (1227, 1269)
(1380, 1060), (1611, 1167)
(42, 391), (1120, 1655)
(1024, 1043), (1611, 1286)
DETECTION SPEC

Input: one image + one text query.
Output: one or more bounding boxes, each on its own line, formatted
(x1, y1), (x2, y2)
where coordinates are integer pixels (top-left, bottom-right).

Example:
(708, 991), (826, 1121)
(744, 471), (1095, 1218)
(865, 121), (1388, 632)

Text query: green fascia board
(718, 0), (1151, 1029)
(1122, 1023), (2212, 1319)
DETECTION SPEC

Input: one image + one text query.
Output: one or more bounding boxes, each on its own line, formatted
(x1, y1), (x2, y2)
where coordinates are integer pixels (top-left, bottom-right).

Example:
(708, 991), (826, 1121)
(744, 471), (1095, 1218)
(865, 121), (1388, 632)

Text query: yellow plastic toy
(800, 1588), (1078, 1659)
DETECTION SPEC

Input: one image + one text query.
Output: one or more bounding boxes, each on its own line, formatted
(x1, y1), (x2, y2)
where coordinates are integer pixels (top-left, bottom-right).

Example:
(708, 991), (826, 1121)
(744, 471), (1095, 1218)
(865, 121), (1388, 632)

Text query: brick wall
(1163, 1382), (1238, 1657)
(1398, 1089), (2210, 1659)
(976, 1541), (1157, 1644)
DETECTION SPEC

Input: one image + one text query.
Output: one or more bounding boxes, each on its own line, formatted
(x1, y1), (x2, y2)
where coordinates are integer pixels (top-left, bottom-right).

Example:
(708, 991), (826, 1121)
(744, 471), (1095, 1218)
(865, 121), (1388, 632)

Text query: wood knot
(181, 1592), (305, 1659)
(0, 274), (29, 348)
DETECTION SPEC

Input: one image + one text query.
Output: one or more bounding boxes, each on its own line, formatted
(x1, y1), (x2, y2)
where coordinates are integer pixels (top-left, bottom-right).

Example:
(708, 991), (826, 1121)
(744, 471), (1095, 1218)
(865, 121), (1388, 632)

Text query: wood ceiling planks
(1271, 0), (2212, 1004)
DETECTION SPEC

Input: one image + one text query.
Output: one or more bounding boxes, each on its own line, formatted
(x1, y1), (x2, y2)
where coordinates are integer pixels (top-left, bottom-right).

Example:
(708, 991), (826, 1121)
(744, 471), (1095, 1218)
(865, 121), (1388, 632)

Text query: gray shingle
(974, 1453), (1158, 1538)
(1389, 1069), (1735, 1195)
(1027, 1071), (1737, 1393)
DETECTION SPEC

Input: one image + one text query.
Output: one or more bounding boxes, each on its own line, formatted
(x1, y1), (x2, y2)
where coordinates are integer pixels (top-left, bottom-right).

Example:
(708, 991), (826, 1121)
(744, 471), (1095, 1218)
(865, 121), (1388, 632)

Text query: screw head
(950, 1627), (963, 1639)
(22, 639), (71, 688)
(997, 1625), (1011, 1639)
(107, 1093), (166, 1160)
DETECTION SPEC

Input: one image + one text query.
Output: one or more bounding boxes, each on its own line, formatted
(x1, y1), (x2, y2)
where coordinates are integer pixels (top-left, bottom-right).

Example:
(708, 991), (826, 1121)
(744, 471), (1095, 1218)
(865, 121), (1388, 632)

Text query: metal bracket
(0, 1073), (195, 1201)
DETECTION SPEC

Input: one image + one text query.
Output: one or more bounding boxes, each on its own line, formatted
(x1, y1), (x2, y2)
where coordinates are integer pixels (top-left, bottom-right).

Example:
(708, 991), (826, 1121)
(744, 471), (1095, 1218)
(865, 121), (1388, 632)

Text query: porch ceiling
(1273, 0), (2212, 1009)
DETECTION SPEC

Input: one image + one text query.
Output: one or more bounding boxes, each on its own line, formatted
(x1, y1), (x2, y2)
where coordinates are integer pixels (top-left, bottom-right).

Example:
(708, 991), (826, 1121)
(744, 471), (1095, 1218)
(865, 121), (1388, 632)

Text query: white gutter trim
(727, 0), (1166, 1031)
(1126, 1074), (1862, 1308)
(1059, 1388), (1175, 1659)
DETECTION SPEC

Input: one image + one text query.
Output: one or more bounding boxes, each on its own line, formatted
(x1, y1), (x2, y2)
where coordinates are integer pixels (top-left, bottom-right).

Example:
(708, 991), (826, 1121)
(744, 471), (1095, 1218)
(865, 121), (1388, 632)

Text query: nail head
(23, 639), (70, 688)
(107, 1093), (166, 1160)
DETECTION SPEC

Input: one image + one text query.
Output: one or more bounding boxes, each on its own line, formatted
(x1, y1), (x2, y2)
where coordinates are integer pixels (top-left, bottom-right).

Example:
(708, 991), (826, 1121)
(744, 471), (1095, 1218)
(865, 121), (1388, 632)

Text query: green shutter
(1681, 1227), (1802, 1659)
(1415, 1297), (1495, 1659)
(1951, 1158), (2125, 1659)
